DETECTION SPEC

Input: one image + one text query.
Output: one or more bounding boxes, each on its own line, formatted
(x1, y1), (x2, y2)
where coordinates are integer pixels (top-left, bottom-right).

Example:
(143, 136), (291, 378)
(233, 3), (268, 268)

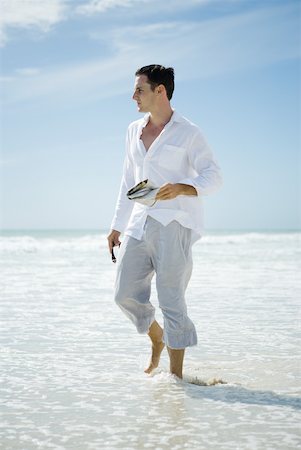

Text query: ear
(157, 84), (165, 95)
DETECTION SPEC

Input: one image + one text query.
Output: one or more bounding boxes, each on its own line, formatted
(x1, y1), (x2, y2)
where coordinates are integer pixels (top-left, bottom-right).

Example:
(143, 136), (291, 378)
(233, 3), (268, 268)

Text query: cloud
(76, 0), (147, 15)
(0, 156), (22, 166)
(15, 67), (41, 76)
(0, 0), (256, 47)
(0, 0), (67, 46)
(0, 75), (15, 82)
(1, 2), (300, 107)
(75, 0), (212, 16)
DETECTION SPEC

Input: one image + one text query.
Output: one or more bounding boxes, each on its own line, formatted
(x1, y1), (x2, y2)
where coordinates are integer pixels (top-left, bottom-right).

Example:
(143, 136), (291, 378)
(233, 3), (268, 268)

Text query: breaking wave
(0, 231), (299, 254)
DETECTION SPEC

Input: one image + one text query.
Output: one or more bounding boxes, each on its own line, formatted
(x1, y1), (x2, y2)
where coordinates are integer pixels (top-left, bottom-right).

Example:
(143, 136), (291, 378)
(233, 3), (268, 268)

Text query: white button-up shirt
(110, 109), (222, 244)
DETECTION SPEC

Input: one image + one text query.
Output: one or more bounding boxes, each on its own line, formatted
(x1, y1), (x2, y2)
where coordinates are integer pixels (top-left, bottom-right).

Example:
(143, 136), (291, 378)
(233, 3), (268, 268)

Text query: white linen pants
(114, 216), (198, 349)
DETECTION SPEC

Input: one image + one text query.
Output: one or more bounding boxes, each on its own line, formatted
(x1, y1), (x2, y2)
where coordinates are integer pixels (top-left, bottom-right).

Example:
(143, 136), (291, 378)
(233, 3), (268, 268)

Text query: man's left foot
(144, 341), (165, 374)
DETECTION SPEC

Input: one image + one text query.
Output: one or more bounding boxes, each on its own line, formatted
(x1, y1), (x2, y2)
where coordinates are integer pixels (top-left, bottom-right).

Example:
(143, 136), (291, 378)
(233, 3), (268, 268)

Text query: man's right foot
(144, 341), (165, 374)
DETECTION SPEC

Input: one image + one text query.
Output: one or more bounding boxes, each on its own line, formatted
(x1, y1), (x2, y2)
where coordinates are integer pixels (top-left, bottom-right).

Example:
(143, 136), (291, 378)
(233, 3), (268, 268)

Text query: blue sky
(0, 0), (300, 231)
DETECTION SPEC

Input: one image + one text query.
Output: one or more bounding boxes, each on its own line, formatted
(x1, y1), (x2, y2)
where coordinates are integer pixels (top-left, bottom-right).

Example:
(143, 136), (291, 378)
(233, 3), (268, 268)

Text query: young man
(107, 64), (222, 379)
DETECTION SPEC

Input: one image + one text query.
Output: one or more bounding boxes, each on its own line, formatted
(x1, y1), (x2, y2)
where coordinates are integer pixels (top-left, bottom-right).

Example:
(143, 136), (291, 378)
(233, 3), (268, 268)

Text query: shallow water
(1, 230), (300, 449)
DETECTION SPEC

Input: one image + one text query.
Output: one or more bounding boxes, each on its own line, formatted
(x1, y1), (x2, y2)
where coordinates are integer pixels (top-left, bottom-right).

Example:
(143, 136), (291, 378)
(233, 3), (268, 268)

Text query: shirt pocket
(159, 144), (187, 171)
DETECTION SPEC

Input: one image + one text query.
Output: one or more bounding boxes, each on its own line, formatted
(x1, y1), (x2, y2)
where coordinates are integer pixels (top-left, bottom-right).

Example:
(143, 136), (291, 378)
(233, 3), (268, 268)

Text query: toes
(144, 364), (154, 374)
(144, 342), (165, 374)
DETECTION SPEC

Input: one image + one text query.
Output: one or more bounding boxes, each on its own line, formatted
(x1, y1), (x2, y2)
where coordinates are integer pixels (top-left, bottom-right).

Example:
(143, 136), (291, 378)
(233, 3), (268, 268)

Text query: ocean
(1, 229), (300, 450)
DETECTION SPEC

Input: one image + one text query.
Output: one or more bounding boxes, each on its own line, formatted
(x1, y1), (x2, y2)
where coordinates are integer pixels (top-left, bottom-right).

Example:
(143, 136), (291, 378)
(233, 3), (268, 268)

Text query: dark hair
(135, 64), (174, 100)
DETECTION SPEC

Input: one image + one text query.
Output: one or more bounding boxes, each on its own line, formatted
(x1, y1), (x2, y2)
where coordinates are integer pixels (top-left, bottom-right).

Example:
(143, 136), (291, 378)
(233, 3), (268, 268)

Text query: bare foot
(144, 341), (165, 374)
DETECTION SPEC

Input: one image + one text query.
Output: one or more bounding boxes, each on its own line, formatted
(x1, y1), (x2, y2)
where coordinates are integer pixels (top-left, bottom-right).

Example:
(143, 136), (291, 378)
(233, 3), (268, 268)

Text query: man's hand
(107, 229), (121, 254)
(156, 183), (197, 200)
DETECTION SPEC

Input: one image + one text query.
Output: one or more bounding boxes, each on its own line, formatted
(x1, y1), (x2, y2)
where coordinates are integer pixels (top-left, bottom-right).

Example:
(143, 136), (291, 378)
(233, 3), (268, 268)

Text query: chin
(137, 104), (146, 112)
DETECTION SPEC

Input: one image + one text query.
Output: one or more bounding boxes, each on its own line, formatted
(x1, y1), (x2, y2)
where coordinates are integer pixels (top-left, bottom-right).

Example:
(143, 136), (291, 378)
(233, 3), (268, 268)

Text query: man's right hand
(107, 229), (121, 254)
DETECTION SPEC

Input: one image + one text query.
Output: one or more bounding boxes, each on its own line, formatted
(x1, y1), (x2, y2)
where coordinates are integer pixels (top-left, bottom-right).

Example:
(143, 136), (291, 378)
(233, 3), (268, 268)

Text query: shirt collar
(142, 109), (184, 126)
(170, 109), (184, 123)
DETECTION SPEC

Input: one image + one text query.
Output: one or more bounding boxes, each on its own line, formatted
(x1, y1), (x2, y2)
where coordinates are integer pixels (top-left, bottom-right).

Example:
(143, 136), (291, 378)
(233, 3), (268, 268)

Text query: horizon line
(1, 227), (300, 233)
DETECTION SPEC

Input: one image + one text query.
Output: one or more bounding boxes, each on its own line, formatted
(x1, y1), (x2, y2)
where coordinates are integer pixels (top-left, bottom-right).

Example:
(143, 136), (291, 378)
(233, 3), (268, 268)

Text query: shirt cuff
(110, 219), (126, 233)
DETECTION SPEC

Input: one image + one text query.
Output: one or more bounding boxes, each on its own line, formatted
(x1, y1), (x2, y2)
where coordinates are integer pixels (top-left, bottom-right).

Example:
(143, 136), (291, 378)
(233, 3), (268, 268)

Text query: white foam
(1, 231), (300, 254)
(1, 229), (300, 450)
(0, 234), (107, 254)
(201, 232), (301, 245)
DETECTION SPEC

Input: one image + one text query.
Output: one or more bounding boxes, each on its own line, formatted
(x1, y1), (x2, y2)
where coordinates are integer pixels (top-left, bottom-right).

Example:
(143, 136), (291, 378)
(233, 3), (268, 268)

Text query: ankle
(170, 369), (183, 379)
(152, 338), (164, 346)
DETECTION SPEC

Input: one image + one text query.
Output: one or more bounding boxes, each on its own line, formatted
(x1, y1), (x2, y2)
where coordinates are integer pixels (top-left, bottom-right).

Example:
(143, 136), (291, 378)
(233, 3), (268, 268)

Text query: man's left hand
(156, 183), (197, 200)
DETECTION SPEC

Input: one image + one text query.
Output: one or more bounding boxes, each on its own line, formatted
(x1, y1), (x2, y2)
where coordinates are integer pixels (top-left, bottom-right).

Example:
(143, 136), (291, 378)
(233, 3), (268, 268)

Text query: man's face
(132, 75), (157, 113)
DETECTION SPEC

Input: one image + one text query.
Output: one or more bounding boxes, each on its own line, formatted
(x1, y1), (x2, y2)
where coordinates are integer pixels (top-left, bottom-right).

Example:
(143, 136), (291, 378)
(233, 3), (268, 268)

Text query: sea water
(0, 230), (300, 450)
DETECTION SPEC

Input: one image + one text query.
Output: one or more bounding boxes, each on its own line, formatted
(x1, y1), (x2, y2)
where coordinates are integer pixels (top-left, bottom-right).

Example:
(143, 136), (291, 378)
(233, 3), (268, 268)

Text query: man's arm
(156, 129), (222, 201)
(179, 129), (223, 196)
(156, 183), (197, 200)
(107, 130), (135, 253)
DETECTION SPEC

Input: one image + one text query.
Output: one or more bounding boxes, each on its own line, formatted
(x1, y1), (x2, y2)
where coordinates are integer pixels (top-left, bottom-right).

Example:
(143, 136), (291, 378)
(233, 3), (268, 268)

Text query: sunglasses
(111, 244), (120, 263)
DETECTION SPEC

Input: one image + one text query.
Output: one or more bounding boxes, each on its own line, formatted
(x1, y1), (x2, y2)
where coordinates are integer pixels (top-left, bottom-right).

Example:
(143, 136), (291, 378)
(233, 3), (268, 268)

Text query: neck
(148, 104), (173, 128)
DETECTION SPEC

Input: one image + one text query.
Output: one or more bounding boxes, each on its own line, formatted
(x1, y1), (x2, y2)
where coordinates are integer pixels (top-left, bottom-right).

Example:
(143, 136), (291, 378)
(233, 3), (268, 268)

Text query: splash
(147, 369), (227, 386)
(184, 375), (227, 386)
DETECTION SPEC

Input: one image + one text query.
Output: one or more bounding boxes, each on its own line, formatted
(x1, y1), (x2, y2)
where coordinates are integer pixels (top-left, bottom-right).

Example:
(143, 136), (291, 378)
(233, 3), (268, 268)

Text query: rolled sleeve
(180, 130), (223, 196)
(110, 131), (135, 232)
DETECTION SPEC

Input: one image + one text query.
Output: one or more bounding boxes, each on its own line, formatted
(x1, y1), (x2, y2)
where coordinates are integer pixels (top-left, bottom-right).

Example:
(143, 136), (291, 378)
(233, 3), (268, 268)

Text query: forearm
(111, 191), (134, 232)
(176, 183), (197, 196)
(111, 140), (135, 231)
(183, 130), (223, 196)
(156, 182), (197, 200)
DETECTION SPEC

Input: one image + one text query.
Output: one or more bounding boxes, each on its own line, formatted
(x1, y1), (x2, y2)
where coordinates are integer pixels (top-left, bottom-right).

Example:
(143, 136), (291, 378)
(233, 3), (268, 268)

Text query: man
(107, 64), (222, 379)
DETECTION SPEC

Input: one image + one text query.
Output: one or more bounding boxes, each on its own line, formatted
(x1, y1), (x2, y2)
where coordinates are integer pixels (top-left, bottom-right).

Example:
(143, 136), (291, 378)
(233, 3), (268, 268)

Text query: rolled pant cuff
(162, 327), (198, 349)
(136, 315), (156, 334)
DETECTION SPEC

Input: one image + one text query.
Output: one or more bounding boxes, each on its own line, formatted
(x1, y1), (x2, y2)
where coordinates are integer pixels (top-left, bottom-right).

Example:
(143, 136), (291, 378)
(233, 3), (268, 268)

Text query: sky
(0, 0), (300, 231)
